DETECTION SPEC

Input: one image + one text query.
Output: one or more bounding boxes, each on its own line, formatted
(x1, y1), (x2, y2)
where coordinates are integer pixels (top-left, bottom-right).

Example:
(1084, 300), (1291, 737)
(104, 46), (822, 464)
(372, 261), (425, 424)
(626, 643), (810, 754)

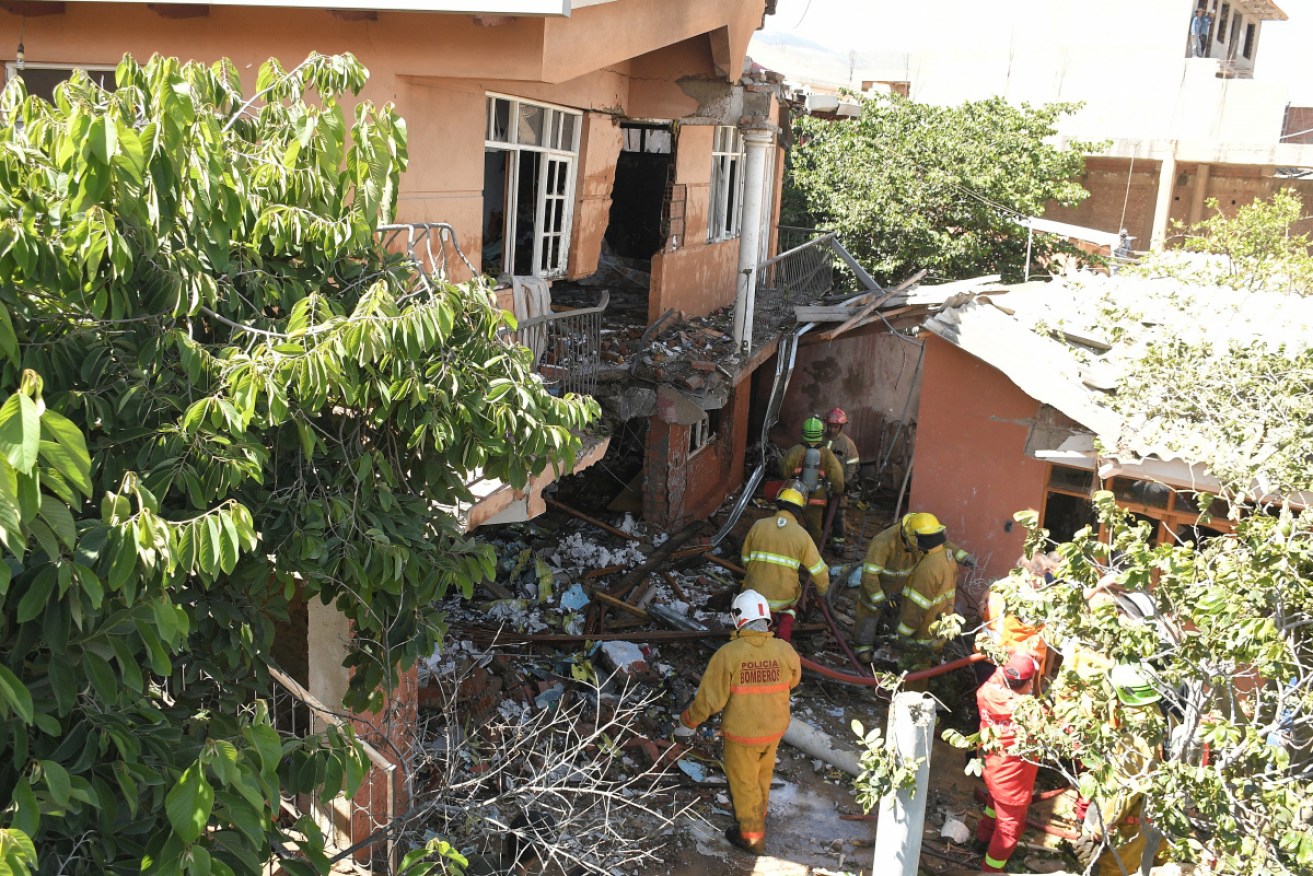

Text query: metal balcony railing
(759, 226), (839, 304)
(378, 222), (477, 288)
(268, 667), (403, 873)
(509, 290), (609, 399)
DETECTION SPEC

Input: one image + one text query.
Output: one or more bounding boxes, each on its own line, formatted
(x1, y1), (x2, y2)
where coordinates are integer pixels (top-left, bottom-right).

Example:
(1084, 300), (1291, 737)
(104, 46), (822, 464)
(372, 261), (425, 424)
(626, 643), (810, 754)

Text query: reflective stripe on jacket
(780, 443), (845, 504)
(824, 432), (860, 479)
(681, 629), (801, 745)
(741, 510), (828, 609)
(895, 546), (957, 645)
(860, 523), (918, 601)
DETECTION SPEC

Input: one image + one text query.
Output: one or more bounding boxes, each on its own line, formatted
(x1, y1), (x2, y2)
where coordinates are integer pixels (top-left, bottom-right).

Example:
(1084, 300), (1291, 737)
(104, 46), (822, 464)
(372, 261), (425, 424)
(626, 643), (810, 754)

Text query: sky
(756, 0), (1313, 103)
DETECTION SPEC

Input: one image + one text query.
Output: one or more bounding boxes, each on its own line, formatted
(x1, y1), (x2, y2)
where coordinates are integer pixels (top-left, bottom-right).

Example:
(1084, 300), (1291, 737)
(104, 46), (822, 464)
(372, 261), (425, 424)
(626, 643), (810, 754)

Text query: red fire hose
(800, 651), (988, 689)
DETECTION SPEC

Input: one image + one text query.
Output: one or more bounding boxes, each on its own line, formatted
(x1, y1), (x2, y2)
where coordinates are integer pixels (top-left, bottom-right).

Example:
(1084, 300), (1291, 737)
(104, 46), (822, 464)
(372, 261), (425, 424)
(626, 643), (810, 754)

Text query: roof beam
(147, 3), (208, 17)
(0, 1), (65, 16)
(329, 6), (376, 18)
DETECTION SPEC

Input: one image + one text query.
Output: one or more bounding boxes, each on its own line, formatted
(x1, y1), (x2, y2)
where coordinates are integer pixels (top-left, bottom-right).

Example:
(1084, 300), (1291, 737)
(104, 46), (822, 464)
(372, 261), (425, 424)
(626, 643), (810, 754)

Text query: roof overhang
(1020, 217), (1121, 250)
(1235, 0), (1287, 22)
(71, 0), (572, 13)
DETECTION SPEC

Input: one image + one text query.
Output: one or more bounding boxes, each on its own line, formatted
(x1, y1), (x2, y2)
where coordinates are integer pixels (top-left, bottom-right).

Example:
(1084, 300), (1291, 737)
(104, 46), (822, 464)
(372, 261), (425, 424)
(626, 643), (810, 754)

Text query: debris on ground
(408, 486), (1040, 875)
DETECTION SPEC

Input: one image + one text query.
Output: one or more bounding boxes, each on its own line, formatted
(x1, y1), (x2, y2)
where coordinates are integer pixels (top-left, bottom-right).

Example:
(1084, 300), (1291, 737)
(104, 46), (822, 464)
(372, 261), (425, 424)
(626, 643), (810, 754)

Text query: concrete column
(1188, 163), (1212, 225)
(871, 691), (937, 876)
(732, 127), (777, 356)
(308, 597), (352, 724)
(1150, 146), (1178, 251)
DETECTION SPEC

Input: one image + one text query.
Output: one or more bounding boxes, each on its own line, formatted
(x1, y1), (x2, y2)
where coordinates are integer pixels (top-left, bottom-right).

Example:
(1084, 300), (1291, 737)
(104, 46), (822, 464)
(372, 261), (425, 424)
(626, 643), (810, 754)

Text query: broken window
(708, 126), (745, 242)
(483, 94), (581, 279)
(6, 63), (116, 102)
(1041, 464), (1098, 544)
(688, 408), (722, 457)
(606, 122), (676, 260)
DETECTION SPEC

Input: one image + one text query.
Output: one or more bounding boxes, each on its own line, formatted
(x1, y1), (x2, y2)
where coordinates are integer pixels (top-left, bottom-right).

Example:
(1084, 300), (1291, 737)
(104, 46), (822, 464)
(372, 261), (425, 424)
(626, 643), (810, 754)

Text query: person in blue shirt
(1191, 8), (1212, 58)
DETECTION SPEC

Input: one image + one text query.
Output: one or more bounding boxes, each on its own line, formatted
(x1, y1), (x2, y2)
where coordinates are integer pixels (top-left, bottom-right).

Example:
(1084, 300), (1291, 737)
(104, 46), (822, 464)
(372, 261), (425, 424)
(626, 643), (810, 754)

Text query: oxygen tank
(800, 446), (821, 495)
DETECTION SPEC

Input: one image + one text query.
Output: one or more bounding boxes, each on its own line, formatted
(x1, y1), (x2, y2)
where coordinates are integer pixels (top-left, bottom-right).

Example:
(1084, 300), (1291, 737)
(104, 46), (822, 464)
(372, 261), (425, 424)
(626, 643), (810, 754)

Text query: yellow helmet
(902, 512), (945, 540)
(777, 487), (806, 510)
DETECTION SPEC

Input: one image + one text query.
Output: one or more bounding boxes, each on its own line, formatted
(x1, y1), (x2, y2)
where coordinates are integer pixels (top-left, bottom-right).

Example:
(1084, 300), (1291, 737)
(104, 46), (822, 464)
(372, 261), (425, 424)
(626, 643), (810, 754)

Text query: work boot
(724, 826), (763, 856)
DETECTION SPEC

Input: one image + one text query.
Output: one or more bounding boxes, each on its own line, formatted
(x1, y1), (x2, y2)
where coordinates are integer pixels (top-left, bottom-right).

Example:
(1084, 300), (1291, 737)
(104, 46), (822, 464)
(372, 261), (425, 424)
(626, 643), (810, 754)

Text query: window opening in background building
(1243, 22), (1256, 59)
(5, 63), (116, 102)
(1041, 465), (1233, 548)
(708, 126), (745, 242)
(605, 121), (676, 262)
(1217, 3), (1230, 43)
(483, 94), (580, 280)
(1041, 464), (1099, 544)
(689, 407), (722, 457)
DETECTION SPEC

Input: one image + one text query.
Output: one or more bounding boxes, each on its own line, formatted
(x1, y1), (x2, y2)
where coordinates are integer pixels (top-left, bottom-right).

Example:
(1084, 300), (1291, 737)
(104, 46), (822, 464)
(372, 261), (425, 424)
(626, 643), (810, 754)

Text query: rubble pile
(410, 503), (888, 874)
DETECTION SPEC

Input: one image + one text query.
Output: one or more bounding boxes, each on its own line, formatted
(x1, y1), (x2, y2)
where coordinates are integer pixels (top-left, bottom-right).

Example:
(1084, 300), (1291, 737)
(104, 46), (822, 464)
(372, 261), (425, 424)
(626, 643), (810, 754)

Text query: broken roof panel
(923, 268), (1313, 493)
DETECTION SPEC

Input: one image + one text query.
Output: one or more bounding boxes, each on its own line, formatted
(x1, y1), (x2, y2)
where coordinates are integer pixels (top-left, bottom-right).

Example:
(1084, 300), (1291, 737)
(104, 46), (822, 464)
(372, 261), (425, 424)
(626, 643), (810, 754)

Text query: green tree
(1138, 188), (1313, 295)
(0, 53), (596, 874)
(953, 496), (1313, 876)
(786, 93), (1098, 284)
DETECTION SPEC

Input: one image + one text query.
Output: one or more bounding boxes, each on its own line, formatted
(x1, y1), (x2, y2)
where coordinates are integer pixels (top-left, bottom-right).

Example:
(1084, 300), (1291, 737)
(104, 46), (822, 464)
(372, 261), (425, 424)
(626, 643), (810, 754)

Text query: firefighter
(740, 486), (829, 642)
(1077, 662), (1165, 876)
(675, 590), (802, 857)
(973, 651), (1040, 873)
(854, 512), (971, 658)
(779, 417), (845, 547)
(975, 551), (1057, 687)
(821, 407), (860, 546)
(894, 514), (959, 668)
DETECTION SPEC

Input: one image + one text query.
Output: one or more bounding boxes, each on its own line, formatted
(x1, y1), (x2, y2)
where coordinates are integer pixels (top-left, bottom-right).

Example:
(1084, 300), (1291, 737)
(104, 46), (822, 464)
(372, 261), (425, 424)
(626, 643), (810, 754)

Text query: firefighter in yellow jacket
(855, 513), (969, 658)
(822, 407), (860, 546)
(895, 516), (959, 664)
(740, 486), (829, 642)
(778, 417), (845, 546)
(676, 590), (802, 856)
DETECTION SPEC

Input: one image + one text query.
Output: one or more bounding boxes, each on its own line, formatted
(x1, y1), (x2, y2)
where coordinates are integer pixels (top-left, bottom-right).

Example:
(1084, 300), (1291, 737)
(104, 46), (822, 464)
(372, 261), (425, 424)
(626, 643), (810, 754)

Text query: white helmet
(731, 590), (771, 629)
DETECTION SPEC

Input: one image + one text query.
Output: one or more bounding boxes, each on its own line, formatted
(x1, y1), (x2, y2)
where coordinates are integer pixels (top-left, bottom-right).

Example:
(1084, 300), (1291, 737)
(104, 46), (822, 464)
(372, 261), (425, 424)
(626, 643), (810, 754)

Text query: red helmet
(824, 407), (848, 425)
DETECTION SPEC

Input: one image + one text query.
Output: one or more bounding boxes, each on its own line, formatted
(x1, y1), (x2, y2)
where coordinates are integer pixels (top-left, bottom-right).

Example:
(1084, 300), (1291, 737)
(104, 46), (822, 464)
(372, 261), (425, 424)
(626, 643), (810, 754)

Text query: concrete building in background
(894, 0), (1313, 250)
(758, 0), (1313, 251)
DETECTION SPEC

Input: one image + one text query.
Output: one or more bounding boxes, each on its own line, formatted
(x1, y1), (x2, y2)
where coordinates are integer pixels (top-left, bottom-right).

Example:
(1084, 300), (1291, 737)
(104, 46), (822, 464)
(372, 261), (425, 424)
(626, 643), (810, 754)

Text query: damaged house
(903, 271), (1313, 581)
(1, 0), (805, 864)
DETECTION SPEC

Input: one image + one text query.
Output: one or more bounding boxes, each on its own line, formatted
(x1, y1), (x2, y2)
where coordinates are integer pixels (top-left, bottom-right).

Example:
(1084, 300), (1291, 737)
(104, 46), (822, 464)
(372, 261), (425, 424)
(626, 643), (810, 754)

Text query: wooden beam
(0, 1), (65, 16)
(792, 305), (853, 322)
(330, 8), (377, 20)
(832, 244), (884, 293)
(146, 2), (208, 17)
(817, 268), (926, 341)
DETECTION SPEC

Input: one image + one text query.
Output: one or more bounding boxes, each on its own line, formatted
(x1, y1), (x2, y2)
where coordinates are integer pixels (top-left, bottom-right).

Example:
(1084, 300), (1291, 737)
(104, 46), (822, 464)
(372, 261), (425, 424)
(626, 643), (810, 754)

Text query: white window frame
(708, 125), (746, 242)
(4, 62), (117, 98)
(689, 412), (713, 457)
(485, 93), (581, 279)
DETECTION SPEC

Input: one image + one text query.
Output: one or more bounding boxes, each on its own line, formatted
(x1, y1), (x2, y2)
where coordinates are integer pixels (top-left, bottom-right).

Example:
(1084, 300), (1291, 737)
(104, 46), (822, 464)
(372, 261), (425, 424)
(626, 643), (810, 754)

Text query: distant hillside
(748, 30), (910, 89)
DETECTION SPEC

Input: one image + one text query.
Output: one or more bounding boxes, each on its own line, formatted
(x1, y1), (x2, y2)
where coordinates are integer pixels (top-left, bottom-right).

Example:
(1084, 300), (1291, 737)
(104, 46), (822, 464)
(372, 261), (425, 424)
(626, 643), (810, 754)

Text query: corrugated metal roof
(922, 269), (1313, 486)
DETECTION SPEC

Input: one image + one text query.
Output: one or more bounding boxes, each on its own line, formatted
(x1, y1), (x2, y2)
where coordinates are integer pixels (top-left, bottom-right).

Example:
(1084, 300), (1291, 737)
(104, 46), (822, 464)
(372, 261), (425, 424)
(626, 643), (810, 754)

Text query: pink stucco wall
(4, 0), (767, 288)
(908, 334), (1050, 583)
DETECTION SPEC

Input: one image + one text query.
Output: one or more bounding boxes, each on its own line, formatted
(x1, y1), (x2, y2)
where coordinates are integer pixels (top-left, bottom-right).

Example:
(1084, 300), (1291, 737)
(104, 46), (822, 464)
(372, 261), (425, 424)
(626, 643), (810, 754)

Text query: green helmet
(1109, 662), (1162, 708)
(802, 416), (824, 442)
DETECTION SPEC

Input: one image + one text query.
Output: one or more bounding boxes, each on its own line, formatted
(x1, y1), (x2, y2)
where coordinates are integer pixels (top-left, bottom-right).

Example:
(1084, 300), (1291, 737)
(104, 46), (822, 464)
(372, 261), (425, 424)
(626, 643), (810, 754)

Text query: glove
(673, 723), (696, 740)
(955, 550), (977, 569)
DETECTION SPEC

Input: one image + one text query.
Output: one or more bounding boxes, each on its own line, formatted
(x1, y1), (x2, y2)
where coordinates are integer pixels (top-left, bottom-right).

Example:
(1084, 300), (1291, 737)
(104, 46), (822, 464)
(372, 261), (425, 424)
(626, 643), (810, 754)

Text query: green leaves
(788, 93), (1096, 283)
(0, 392), (40, 473)
(0, 49), (596, 875)
(165, 763), (215, 844)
